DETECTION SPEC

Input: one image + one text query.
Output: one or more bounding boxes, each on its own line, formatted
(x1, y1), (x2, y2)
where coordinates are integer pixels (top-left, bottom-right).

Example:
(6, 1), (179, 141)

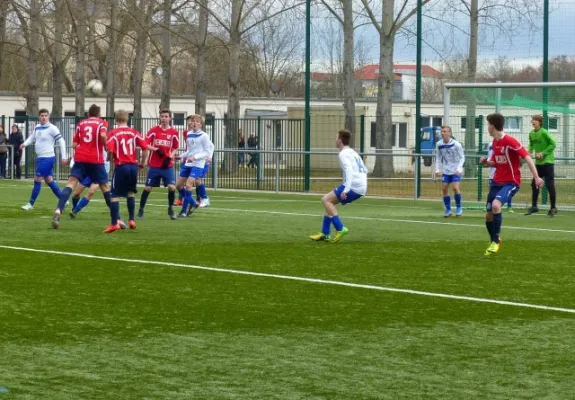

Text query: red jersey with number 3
(146, 125), (179, 168)
(107, 127), (148, 166)
(488, 133), (529, 186)
(73, 117), (108, 164)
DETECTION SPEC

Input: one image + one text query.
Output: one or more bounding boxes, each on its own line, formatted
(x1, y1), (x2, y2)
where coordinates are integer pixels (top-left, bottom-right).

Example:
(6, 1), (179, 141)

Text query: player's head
(159, 109), (171, 127)
(531, 114), (543, 130)
(189, 114), (204, 131)
(486, 113), (505, 135)
(186, 115), (194, 130)
(38, 109), (50, 124)
(440, 126), (452, 142)
(88, 104), (101, 118)
(337, 129), (352, 148)
(115, 109), (129, 124)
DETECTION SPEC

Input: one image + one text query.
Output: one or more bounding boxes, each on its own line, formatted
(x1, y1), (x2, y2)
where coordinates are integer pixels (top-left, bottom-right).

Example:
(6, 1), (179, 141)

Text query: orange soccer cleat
(103, 224), (121, 233)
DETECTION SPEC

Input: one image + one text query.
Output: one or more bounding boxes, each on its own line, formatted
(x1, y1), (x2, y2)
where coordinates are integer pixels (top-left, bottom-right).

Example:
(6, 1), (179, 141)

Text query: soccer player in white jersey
(434, 126), (465, 217)
(310, 129), (367, 243)
(20, 109), (68, 210)
(177, 114), (214, 217)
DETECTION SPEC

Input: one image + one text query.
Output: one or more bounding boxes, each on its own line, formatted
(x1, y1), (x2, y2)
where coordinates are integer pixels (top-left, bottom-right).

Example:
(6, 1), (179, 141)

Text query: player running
(310, 129), (367, 243)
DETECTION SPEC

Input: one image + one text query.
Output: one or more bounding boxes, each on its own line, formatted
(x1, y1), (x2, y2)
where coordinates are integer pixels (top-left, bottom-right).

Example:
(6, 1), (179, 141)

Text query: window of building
(370, 121), (407, 148)
(460, 116), (483, 131)
(548, 117), (558, 131)
(420, 116), (442, 128)
(504, 116), (521, 131)
(173, 112), (185, 126)
(14, 110), (27, 123)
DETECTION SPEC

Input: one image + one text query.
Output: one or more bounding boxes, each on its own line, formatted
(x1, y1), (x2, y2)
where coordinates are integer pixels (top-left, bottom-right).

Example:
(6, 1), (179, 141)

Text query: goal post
(443, 81), (575, 209)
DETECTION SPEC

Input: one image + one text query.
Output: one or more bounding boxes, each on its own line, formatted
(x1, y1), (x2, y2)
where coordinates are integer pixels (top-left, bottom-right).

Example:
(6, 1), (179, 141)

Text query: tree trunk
(105, 0), (117, 118)
(0, 0), (8, 85)
(26, 0), (40, 116)
(464, 0), (479, 177)
(75, 0), (88, 117)
(51, 0), (64, 117)
(132, 3), (150, 124)
(195, 0), (208, 116)
(373, 0), (395, 178)
(342, 0), (355, 147)
(224, 0), (242, 173)
(159, 0), (172, 111)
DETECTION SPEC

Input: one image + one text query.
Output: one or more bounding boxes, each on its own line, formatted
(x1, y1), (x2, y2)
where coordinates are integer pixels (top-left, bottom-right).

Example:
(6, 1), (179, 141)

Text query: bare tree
(195, 0), (209, 115)
(0, 0), (9, 85)
(159, 0), (173, 111)
(361, 0), (432, 177)
(320, 0), (356, 144)
(131, 0), (156, 121)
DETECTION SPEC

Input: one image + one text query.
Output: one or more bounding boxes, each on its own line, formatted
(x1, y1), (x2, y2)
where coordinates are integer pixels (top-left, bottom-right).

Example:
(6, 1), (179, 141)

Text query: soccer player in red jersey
(104, 110), (156, 233)
(479, 113), (544, 256)
(137, 109), (180, 220)
(52, 104), (111, 229)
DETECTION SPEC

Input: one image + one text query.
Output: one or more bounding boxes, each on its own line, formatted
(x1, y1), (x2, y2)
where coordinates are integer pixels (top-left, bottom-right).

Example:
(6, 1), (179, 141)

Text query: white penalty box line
(2, 244), (575, 315)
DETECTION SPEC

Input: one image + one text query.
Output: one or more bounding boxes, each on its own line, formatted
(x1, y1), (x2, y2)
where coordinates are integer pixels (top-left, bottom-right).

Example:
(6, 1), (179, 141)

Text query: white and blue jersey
(435, 138), (464, 176)
(23, 122), (67, 177)
(333, 147), (367, 205)
(180, 130), (214, 179)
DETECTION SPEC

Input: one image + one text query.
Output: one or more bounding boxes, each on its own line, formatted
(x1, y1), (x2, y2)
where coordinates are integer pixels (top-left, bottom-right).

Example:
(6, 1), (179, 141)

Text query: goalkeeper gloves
(155, 148), (166, 158)
(161, 157), (172, 169)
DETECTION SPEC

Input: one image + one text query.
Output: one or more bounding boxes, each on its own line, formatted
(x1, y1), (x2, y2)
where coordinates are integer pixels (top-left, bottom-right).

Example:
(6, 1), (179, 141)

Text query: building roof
(354, 64), (442, 80)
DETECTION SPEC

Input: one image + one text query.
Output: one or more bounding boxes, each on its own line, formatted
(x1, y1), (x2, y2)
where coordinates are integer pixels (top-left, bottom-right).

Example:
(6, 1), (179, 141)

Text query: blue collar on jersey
(35, 123), (53, 131)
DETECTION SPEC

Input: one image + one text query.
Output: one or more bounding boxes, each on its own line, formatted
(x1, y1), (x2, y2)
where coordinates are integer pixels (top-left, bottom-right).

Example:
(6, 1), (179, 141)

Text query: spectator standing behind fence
(9, 124), (24, 179)
(247, 133), (259, 168)
(238, 129), (246, 167)
(525, 114), (558, 216)
(0, 125), (7, 179)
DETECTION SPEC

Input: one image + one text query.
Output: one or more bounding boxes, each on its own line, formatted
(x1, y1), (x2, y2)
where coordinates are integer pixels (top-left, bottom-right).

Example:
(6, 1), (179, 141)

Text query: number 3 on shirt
(355, 156), (367, 173)
(83, 126), (93, 143)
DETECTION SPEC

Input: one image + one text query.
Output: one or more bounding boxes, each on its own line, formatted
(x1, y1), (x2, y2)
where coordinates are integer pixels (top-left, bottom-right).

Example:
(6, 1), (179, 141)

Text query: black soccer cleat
(137, 209), (144, 219)
(524, 206), (539, 215)
(168, 208), (177, 220)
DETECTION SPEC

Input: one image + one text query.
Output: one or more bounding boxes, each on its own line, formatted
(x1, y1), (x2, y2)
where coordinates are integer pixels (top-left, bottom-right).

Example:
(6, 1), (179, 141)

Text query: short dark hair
(88, 104), (101, 117)
(532, 114), (543, 124)
(486, 113), (505, 131)
(38, 108), (49, 115)
(338, 129), (351, 146)
(159, 109), (171, 117)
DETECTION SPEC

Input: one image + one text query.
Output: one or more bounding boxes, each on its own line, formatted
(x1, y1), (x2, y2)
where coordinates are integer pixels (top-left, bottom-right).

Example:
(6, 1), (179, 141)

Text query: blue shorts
(111, 164), (138, 197)
(333, 185), (363, 205)
(35, 157), (56, 177)
(80, 176), (93, 187)
(202, 163), (210, 178)
(179, 166), (204, 180)
(486, 183), (519, 211)
(442, 174), (462, 184)
(146, 167), (175, 187)
(70, 161), (109, 185)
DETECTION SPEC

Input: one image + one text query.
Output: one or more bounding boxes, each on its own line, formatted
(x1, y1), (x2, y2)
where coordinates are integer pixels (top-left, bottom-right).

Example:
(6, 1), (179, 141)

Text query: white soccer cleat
(21, 203), (34, 211)
(198, 198), (210, 208)
(65, 200), (70, 207)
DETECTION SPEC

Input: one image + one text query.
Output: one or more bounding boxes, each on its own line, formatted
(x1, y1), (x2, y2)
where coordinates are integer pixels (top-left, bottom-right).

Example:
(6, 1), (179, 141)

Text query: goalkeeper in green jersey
(525, 114), (558, 216)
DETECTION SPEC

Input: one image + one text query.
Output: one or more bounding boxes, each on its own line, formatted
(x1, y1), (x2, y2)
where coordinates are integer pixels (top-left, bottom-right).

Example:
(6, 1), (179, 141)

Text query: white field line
(1, 244), (575, 315)
(62, 199), (575, 235)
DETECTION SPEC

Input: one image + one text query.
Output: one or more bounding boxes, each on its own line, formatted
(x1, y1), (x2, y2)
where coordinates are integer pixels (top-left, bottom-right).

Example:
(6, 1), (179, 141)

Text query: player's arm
(52, 128), (68, 162)
(206, 136), (215, 162)
(339, 153), (353, 193)
(21, 129), (35, 149)
(434, 143), (442, 174)
(106, 137), (117, 162)
(455, 142), (465, 174)
(523, 154), (544, 188)
(542, 130), (557, 156)
(169, 134), (179, 158)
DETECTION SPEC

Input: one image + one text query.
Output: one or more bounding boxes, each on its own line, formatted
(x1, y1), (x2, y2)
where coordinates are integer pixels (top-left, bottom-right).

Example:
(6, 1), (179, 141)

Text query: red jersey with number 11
(488, 133), (529, 186)
(107, 127), (148, 166)
(73, 117), (108, 164)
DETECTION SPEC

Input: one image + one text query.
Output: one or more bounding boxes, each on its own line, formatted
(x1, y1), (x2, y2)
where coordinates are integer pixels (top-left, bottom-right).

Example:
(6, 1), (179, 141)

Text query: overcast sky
(315, 0), (575, 68)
